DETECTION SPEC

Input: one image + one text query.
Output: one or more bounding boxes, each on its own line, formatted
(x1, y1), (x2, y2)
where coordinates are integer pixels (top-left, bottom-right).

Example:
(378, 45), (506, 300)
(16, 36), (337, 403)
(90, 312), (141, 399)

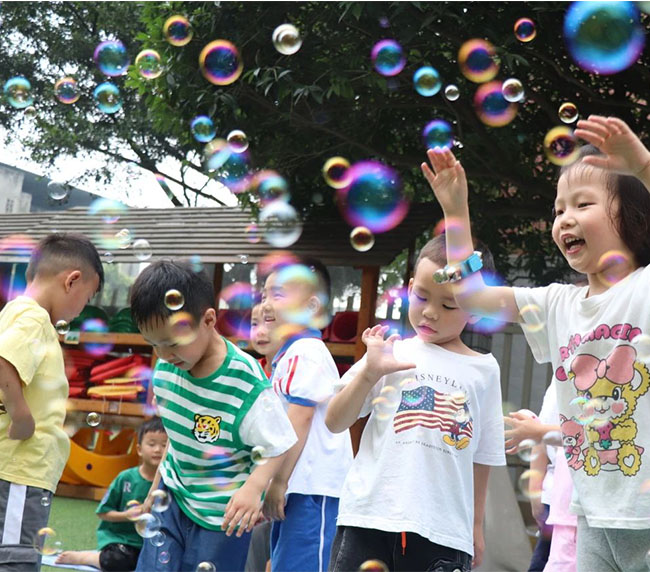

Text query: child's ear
(203, 308), (217, 328)
(64, 270), (82, 292)
(407, 278), (414, 295)
(136, 443), (142, 457)
(308, 295), (321, 313)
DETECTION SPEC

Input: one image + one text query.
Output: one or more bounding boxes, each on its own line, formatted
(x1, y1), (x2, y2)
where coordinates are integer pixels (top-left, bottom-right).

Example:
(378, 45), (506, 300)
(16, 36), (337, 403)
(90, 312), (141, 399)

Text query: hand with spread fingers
(362, 325), (416, 383)
(221, 482), (263, 537)
(420, 147), (469, 216)
(575, 115), (650, 180)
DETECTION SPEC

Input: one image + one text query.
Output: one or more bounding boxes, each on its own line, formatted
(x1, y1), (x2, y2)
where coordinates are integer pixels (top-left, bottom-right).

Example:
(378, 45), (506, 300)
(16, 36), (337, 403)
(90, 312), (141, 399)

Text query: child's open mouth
(564, 236), (585, 255)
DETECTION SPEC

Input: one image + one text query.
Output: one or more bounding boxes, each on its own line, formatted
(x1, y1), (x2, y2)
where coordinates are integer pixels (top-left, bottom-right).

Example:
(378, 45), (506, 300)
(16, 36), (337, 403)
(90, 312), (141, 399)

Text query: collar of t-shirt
(271, 327), (322, 377)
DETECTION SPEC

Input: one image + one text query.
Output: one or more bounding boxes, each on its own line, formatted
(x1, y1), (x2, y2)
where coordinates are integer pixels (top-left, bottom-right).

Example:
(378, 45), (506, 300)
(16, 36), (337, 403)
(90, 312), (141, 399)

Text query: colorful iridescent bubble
(227, 129), (249, 153)
(93, 82), (122, 114)
(54, 77), (79, 104)
(164, 289), (184, 311)
(191, 115), (216, 143)
(199, 40), (243, 86)
(517, 438), (539, 463)
(444, 84), (460, 101)
(81, 318), (112, 357)
(135, 49), (163, 79)
(196, 562), (217, 572)
(245, 222), (261, 244)
(501, 78), (525, 103)
(219, 282), (254, 338)
(132, 238), (152, 261)
(33, 527), (59, 556)
(205, 139), (251, 193)
(422, 119), (453, 150)
(564, 1), (644, 75)
(169, 312), (197, 345)
(474, 81), (518, 127)
(135, 514), (161, 539)
(252, 170), (290, 206)
(518, 469), (543, 499)
(322, 157), (351, 189)
(514, 17), (537, 42)
(336, 161), (408, 234)
(272, 23), (302, 55)
(259, 201), (303, 248)
(151, 490), (171, 513)
(359, 560), (389, 572)
(89, 197), (126, 224)
(544, 126), (579, 166)
(47, 180), (70, 201)
(4, 76), (33, 109)
(163, 15), (193, 47)
(458, 39), (499, 83)
(94, 40), (130, 77)
(596, 250), (632, 287)
(55, 320), (70, 335)
(558, 102), (579, 124)
(371, 39), (406, 77)
(377, 287), (409, 321)
(413, 66), (441, 97)
(519, 304), (546, 333)
(350, 226), (375, 252)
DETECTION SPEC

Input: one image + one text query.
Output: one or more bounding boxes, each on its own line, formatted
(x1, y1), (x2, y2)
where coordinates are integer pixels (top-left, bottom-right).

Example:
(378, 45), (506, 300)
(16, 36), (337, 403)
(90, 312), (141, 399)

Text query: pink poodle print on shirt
(393, 386), (473, 450)
(557, 342), (650, 477)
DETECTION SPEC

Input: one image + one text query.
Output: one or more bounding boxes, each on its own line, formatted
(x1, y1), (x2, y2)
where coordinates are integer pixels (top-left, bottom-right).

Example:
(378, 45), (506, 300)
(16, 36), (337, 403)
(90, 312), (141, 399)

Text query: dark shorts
(99, 543), (141, 572)
(328, 526), (472, 572)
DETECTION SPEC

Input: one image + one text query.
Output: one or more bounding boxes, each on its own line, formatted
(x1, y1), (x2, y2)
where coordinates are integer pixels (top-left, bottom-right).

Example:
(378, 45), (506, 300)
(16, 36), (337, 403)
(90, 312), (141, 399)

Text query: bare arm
(529, 444), (549, 524)
(142, 440), (169, 513)
(421, 149), (520, 323)
(98, 508), (141, 523)
(472, 463), (491, 568)
(0, 357), (35, 440)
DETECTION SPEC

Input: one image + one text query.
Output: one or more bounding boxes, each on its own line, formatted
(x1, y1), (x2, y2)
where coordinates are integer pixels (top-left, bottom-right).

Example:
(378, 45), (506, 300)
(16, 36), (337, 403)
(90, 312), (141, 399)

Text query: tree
(0, 1), (648, 284)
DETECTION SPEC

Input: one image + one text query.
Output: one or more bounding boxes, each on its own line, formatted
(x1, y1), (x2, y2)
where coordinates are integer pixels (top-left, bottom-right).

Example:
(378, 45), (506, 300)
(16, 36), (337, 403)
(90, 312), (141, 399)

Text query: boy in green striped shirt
(130, 260), (297, 572)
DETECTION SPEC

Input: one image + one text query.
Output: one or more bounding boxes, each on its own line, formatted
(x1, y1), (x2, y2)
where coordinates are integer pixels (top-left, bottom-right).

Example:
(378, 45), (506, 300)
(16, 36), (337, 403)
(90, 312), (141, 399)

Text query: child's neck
(189, 330), (227, 378)
(139, 463), (157, 482)
(420, 334), (481, 357)
(23, 280), (54, 319)
(585, 264), (639, 297)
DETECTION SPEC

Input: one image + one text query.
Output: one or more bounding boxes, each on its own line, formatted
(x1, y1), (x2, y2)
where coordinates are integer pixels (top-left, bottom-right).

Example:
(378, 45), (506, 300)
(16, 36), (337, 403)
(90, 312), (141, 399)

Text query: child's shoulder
(282, 337), (331, 361)
(0, 296), (51, 327)
(222, 339), (268, 380)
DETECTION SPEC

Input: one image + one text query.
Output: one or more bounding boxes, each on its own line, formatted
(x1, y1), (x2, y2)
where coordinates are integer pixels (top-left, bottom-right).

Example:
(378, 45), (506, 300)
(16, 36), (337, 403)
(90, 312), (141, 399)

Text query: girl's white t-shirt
(337, 337), (506, 557)
(514, 264), (650, 528)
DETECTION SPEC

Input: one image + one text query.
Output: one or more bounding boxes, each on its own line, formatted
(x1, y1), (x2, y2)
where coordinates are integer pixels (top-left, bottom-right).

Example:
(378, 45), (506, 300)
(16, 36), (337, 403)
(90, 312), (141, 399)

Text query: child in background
(423, 115), (650, 570)
(326, 234), (506, 571)
(55, 417), (168, 571)
(0, 233), (103, 571)
(260, 256), (353, 572)
(129, 260), (297, 572)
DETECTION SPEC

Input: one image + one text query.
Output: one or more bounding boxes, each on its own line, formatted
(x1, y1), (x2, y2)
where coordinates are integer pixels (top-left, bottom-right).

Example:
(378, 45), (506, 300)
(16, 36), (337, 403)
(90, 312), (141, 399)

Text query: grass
(41, 496), (99, 572)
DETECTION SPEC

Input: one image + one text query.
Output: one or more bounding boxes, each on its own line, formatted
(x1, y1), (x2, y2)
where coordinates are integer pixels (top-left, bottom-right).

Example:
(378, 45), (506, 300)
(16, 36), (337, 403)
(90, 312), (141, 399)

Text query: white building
(0, 165), (31, 213)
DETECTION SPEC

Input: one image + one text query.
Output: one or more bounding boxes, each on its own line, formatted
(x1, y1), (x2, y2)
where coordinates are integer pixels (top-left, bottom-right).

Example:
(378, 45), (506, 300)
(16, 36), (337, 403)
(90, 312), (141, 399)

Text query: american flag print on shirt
(393, 385), (473, 441)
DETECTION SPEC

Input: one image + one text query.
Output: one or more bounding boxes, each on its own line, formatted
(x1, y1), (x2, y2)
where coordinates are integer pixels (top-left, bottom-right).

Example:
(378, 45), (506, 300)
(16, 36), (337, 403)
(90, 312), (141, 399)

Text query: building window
(5, 199), (14, 213)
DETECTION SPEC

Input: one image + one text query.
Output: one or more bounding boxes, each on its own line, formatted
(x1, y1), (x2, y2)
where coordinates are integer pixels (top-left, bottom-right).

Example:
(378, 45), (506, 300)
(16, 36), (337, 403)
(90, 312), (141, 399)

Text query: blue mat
(41, 554), (99, 571)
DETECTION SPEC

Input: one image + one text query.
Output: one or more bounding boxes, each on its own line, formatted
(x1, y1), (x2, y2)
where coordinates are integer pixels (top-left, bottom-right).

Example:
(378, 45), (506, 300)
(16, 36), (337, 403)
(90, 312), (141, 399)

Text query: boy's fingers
(579, 155), (610, 170)
(606, 116), (630, 134)
(421, 162), (435, 185)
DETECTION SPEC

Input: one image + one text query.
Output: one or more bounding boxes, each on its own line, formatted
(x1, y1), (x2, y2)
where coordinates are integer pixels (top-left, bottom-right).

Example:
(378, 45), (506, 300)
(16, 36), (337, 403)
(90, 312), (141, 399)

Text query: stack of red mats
(88, 355), (150, 401)
(64, 348), (103, 398)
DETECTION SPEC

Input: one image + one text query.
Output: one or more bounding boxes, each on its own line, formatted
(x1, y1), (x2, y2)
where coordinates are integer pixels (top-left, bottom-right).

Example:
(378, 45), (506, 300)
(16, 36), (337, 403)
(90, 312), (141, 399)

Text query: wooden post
(354, 265), (379, 362)
(213, 263), (224, 307)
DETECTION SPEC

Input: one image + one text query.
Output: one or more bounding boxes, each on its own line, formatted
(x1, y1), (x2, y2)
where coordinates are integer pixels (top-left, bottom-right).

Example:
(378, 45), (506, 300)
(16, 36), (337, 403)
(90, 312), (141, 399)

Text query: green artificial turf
(41, 496), (99, 572)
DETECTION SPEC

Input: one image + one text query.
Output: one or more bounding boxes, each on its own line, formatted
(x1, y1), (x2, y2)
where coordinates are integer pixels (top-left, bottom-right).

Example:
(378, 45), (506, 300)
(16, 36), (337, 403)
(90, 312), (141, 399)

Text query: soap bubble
(518, 469), (543, 499)
(93, 82), (122, 114)
(413, 66), (441, 97)
(4, 76), (33, 109)
(135, 49), (163, 79)
(260, 201), (302, 247)
(514, 17), (537, 42)
(350, 226), (375, 252)
(89, 197), (126, 223)
(251, 445), (268, 465)
(190, 115), (216, 143)
(104, 252), (114, 264)
(151, 531), (166, 547)
(474, 81), (518, 127)
(558, 102), (579, 124)
(542, 430), (563, 447)
(196, 563), (216, 572)
(94, 40), (130, 77)
(47, 181), (70, 201)
(444, 84), (460, 101)
(199, 40), (243, 85)
(164, 289), (185, 311)
(501, 78), (525, 103)
(133, 238), (152, 261)
(322, 157), (351, 189)
(33, 527), (58, 556)
(163, 15), (193, 47)
(151, 489), (171, 513)
(86, 412), (101, 427)
(24, 105), (36, 117)
(272, 23), (302, 55)
(544, 126), (579, 166)
(631, 333), (650, 361)
(126, 500), (142, 521)
(219, 282), (254, 338)
(82, 318), (112, 357)
(135, 513), (161, 539)
(564, 1), (644, 75)
(597, 250), (632, 287)
(40, 495), (51, 507)
(458, 39), (499, 83)
(519, 304), (545, 333)
(422, 119), (453, 150)
(227, 129), (249, 153)
(371, 39), (406, 77)
(245, 222), (261, 244)
(169, 312), (197, 346)
(251, 170), (289, 206)
(54, 77), (80, 104)
(115, 228), (132, 249)
(336, 161), (408, 234)
(159, 551), (171, 564)
(204, 139), (251, 192)
(55, 320), (70, 335)
(359, 560), (389, 572)
(517, 438), (539, 462)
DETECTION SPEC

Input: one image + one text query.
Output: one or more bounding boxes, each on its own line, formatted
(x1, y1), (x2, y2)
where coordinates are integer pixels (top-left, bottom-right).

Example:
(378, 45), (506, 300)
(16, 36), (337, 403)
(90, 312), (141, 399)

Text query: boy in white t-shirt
(326, 235), (505, 571)
(260, 256), (353, 572)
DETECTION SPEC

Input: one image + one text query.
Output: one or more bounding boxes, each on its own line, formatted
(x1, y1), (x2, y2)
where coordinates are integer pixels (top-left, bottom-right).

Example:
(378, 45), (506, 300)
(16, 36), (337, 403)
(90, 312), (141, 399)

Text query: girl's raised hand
(575, 115), (650, 178)
(420, 147), (469, 216)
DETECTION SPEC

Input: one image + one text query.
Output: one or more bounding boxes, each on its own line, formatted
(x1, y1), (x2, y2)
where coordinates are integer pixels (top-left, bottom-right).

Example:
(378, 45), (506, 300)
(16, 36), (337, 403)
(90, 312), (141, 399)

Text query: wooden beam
(213, 263), (224, 306)
(354, 266), (379, 361)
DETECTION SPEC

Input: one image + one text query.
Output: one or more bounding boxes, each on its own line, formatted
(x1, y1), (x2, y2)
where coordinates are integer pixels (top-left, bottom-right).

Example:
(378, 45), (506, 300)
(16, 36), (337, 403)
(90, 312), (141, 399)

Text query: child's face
(250, 306), (281, 358)
(54, 270), (100, 323)
(408, 258), (473, 346)
(137, 430), (167, 468)
(552, 166), (634, 277)
(140, 309), (216, 372)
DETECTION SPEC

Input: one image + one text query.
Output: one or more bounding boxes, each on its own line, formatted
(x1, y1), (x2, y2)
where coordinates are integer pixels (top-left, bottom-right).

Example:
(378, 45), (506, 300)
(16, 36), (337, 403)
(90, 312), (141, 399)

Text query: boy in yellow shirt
(0, 233), (103, 571)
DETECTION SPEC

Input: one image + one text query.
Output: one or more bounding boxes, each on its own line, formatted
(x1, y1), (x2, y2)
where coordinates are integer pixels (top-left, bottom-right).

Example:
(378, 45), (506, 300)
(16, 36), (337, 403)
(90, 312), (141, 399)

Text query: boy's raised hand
(420, 147), (469, 215)
(575, 115), (650, 178)
(362, 325), (416, 382)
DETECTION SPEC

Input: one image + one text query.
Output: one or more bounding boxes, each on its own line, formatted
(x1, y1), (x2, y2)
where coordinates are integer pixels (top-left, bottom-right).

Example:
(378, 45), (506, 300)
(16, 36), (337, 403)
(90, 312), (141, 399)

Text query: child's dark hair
(560, 145), (650, 267)
(130, 259), (215, 327)
(137, 416), (165, 444)
(415, 233), (495, 274)
(26, 233), (104, 290)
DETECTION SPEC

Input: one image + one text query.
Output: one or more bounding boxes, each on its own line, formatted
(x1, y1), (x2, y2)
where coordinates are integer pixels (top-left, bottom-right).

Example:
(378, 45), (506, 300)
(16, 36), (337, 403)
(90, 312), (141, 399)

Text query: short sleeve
(513, 285), (557, 364)
(538, 384), (559, 426)
(338, 354), (383, 419)
(239, 388), (298, 457)
(96, 475), (122, 514)
(473, 361), (507, 466)
(276, 340), (339, 406)
(0, 313), (49, 386)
